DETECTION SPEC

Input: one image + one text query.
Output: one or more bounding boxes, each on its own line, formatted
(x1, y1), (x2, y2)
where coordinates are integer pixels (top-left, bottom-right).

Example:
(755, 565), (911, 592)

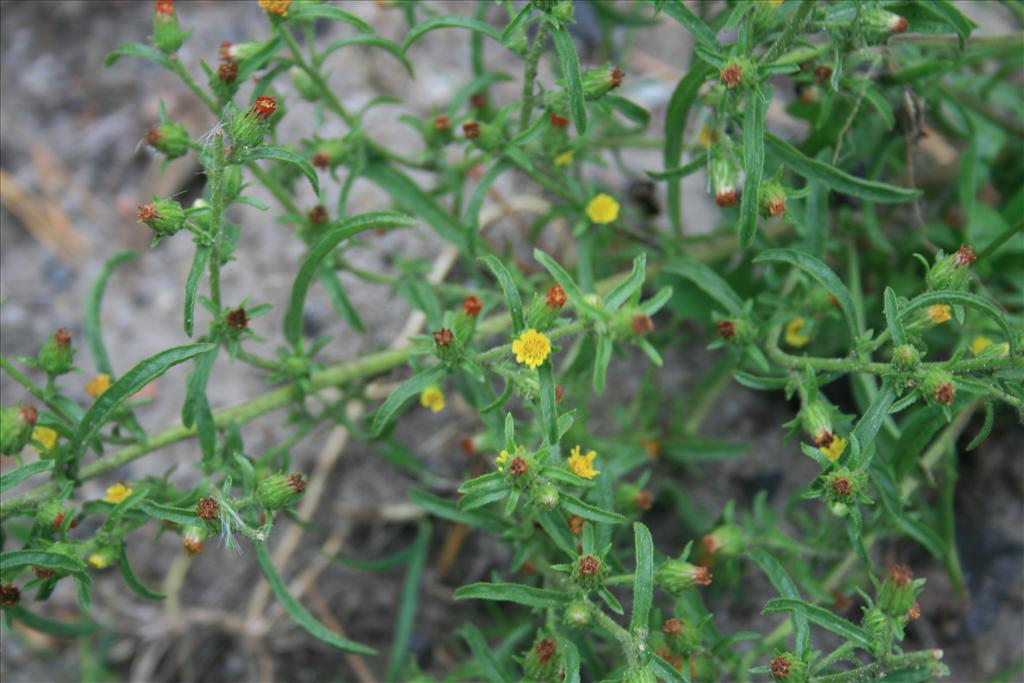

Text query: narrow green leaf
(533, 249), (609, 320)
(560, 494), (626, 524)
(593, 335), (612, 395)
(285, 212), (415, 345)
(321, 35), (414, 76)
(766, 133), (921, 203)
(453, 582), (570, 609)
(883, 287), (907, 346)
(8, 605), (99, 638)
(479, 255), (525, 334)
(0, 549), (90, 581)
(105, 42), (174, 70)
(966, 401), (994, 451)
(738, 88), (766, 248)
(896, 514), (946, 558)
(918, 0), (975, 48)
(762, 598), (872, 651)
(664, 63), (713, 232)
(466, 159), (514, 237)
(371, 365), (448, 436)
(561, 639), (582, 683)
(604, 95), (650, 127)
(182, 347), (217, 464)
(403, 16), (503, 54)
(501, 4), (535, 46)
(318, 268), (365, 333)
(241, 146), (319, 196)
(550, 24), (587, 135)
(902, 291), (1017, 356)
(70, 344), (215, 459)
(287, 3), (373, 32)
(409, 490), (508, 534)
(363, 161), (468, 249)
(117, 544), (165, 600)
(650, 653), (689, 683)
(254, 541), (376, 654)
(849, 383), (896, 468)
(458, 624), (510, 683)
(645, 152), (706, 181)
(138, 501), (199, 526)
(325, 544), (416, 572)
(183, 246), (210, 338)
(630, 522), (654, 635)
(85, 250), (137, 373)
(664, 258), (744, 316)
(538, 360), (559, 445)
(0, 460), (54, 494)
(655, 0), (722, 53)
(605, 254), (646, 311)
(387, 523), (431, 682)
(747, 549), (809, 656)
(754, 249), (860, 339)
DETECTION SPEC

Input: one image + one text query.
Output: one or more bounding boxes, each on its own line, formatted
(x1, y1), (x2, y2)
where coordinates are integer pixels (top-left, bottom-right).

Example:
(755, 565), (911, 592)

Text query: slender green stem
(169, 56), (219, 115)
(475, 320), (587, 364)
(235, 349), (284, 372)
(592, 607), (639, 669)
(208, 132), (227, 309)
(246, 162), (301, 215)
(978, 216), (1024, 261)
(0, 356), (76, 426)
(812, 649), (944, 683)
(518, 22), (549, 134)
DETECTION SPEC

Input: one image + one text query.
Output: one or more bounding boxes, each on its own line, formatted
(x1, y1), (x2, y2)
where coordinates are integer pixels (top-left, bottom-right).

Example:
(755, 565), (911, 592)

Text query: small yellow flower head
(104, 483), (133, 504)
(586, 193), (620, 224)
(86, 373), (111, 398)
(31, 426), (58, 453)
(258, 0), (291, 16)
(928, 304), (951, 324)
(496, 449), (510, 472)
(567, 445), (600, 479)
(87, 553), (110, 570)
(420, 386), (445, 413)
(554, 150), (574, 167)
(698, 124), (718, 150)
(784, 317), (811, 348)
(971, 336), (992, 355)
(512, 328), (552, 369)
(820, 435), (847, 462)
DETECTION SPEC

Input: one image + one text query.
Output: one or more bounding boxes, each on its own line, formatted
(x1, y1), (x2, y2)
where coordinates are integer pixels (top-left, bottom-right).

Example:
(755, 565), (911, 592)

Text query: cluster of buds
(153, 0), (189, 55)
(521, 634), (565, 683)
(229, 96), (278, 148)
(257, 472), (306, 510)
(138, 198), (186, 241)
(525, 285), (566, 331)
(37, 327), (76, 376)
(1, 405), (38, 455)
(926, 245), (976, 291)
(656, 556), (712, 595)
(709, 142), (740, 207)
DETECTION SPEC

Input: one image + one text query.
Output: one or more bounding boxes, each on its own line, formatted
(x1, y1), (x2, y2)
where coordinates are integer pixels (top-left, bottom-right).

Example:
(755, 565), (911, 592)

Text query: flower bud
(768, 652), (808, 682)
(145, 121), (190, 160)
(462, 296), (483, 318)
(877, 564), (923, 618)
(971, 336), (1010, 359)
(926, 245), (976, 291)
(182, 525), (207, 555)
(616, 483), (652, 513)
(257, 472), (307, 510)
(312, 138), (346, 170)
(581, 64), (623, 100)
(531, 482), (560, 510)
(153, 0), (189, 54)
(137, 198), (186, 239)
(824, 467), (866, 507)
(719, 58), (755, 89)
(290, 66), (320, 101)
(522, 636), (562, 683)
(563, 599), (591, 627)
(891, 344), (920, 370)
(463, 119), (503, 151)
(0, 584), (20, 607)
(196, 497), (220, 521)
(572, 554), (607, 591)
(1, 405), (38, 455)
(759, 181), (787, 218)
(36, 500), (74, 531)
(710, 143), (739, 207)
(921, 367), (956, 406)
(701, 524), (744, 557)
(258, 0), (292, 17)
(859, 6), (908, 41)
(87, 546), (118, 570)
(229, 97), (278, 148)
(662, 617), (703, 655)
(800, 402), (833, 449)
(526, 286), (566, 331)
(37, 327), (76, 376)
(432, 327), (463, 366)
(656, 558), (712, 595)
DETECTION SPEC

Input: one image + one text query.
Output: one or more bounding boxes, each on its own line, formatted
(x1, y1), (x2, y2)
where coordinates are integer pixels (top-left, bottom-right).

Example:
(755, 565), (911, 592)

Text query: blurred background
(1, 2), (1021, 681)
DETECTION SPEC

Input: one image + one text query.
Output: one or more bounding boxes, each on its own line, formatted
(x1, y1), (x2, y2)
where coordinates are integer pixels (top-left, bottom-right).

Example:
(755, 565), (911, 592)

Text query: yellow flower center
(104, 483), (134, 504)
(554, 150), (574, 167)
(567, 445), (600, 479)
(496, 449), (510, 472)
(586, 193), (620, 224)
(512, 329), (551, 369)
(31, 426), (58, 453)
(784, 317), (811, 348)
(86, 373), (111, 398)
(927, 304), (951, 324)
(258, 0), (291, 16)
(420, 386), (445, 413)
(87, 553), (109, 569)
(820, 435), (847, 462)
(698, 124), (718, 149)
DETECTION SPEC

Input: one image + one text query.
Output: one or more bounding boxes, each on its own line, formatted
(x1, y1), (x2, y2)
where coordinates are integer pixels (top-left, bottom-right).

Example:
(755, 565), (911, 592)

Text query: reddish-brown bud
(907, 602), (921, 621)
(226, 307), (249, 330)
(631, 314), (654, 336)
(934, 382), (955, 406)
(890, 564), (913, 586)
(312, 152), (330, 169)
(470, 93), (487, 109)
(460, 437), (476, 455)
(663, 618), (683, 636)
(568, 514), (584, 535)
(832, 476), (852, 496)
(579, 554), (601, 576)
(219, 40), (233, 62)
(634, 489), (653, 511)
(716, 320), (735, 339)
(462, 295), (483, 317)
(155, 0), (174, 16)
(894, 16), (908, 33)
(19, 406), (38, 426)
(813, 65), (833, 83)
(550, 113), (569, 128)
(433, 114), (450, 132)
(508, 456), (529, 476)
(183, 538), (204, 555)
(433, 328), (454, 347)
(535, 638), (557, 662)
(547, 285), (567, 309)
(0, 584), (20, 606)
(55, 327), (73, 348)
(145, 128), (162, 146)
(252, 96), (277, 119)
(33, 567), (55, 580)
(954, 244), (976, 267)
(715, 190), (738, 208)
(554, 384), (564, 404)
(463, 121), (480, 139)
(52, 512), (78, 530)
(287, 472), (306, 494)
(196, 497), (219, 520)
(720, 64), (742, 89)
(218, 60), (239, 83)
(137, 204), (158, 223)
(308, 205), (328, 224)
(767, 196), (786, 217)
(610, 66), (624, 89)
(769, 655), (791, 680)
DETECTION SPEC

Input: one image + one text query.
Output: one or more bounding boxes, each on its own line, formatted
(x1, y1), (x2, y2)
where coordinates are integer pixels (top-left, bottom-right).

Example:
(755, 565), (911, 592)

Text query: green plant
(1, 0), (1022, 681)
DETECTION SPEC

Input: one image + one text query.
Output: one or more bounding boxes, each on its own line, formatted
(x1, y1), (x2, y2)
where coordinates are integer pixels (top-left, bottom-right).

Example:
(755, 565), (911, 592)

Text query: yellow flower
(87, 553), (110, 569)
(567, 445), (599, 479)
(784, 317), (811, 348)
(586, 193), (619, 224)
(971, 336), (992, 355)
(698, 124), (718, 149)
(554, 150), (574, 167)
(31, 426), (58, 453)
(512, 328), (551, 369)
(104, 483), (133, 504)
(820, 435), (847, 462)
(420, 386), (445, 413)
(86, 373), (111, 398)
(258, 0), (291, 16)
(496, 449), (510, 472)
(927, 304), (951, 324)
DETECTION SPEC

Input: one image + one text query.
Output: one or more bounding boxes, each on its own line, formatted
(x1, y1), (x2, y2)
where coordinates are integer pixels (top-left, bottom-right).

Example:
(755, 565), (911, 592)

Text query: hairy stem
(518, 22), (549, 134)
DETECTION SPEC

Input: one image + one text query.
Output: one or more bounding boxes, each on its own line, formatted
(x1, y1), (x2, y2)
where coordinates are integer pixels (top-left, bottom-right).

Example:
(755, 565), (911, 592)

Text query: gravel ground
(1, 2), (1021, 682)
